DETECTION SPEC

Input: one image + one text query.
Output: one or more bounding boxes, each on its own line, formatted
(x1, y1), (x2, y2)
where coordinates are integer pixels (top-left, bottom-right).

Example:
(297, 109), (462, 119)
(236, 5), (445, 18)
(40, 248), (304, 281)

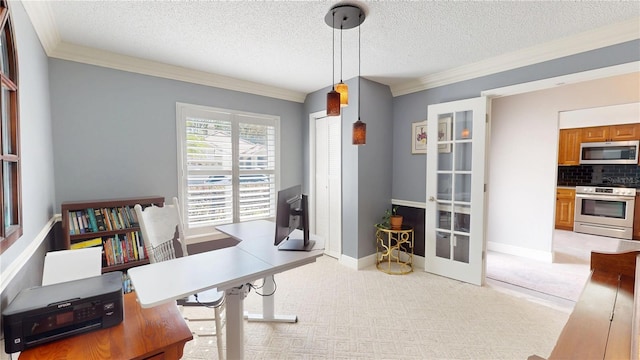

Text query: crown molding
(391, 17), (640, 97)
(481, 61), (640, 98)
(20, 1), (305, 103)
(20, 0), (60, 54)
(20, 0), (639, 101)
(50, 42), (306, 102)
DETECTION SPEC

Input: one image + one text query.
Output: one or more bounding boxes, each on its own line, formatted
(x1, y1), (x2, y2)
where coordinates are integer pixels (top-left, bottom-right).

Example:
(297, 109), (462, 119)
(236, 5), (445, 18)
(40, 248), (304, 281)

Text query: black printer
(2, 271), (124, 353)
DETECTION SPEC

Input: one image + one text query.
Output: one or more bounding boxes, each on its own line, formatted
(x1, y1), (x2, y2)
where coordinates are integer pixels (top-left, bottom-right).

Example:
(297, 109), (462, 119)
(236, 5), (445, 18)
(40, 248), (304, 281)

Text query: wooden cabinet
(61, 196), (164, 273)
(558, 129), (582, 165)
(610, 123), (640, 141)
(634, 193), (640, 241)
(555, 188), (576, 231)
(582, 124), (640, 143)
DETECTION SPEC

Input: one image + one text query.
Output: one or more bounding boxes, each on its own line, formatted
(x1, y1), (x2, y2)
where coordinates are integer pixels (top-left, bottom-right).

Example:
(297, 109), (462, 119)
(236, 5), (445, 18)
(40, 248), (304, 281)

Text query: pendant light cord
(332, 11), (336, 90)
(358, 11), (361, 121)
(340, 22), (343, 82)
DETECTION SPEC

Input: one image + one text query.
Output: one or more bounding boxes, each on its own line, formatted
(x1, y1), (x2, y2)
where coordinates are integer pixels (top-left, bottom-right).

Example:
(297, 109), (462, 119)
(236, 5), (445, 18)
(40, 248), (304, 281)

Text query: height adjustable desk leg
(244, 275), (297, 323)
(226, 285), (250, 360)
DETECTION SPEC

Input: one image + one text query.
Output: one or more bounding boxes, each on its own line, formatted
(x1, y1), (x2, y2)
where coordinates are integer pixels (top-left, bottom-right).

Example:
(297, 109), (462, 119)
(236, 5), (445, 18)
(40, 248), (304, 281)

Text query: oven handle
(575, 194), (636, 202)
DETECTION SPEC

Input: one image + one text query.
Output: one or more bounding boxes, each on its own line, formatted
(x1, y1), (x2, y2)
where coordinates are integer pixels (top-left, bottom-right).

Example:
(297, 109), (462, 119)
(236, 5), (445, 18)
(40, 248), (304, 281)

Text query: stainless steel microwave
(579, 140), (639, 165)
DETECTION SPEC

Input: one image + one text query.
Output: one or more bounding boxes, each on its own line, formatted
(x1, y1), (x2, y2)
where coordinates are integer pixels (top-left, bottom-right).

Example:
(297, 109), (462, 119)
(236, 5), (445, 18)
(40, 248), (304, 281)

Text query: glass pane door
(426, 97), (487, 285)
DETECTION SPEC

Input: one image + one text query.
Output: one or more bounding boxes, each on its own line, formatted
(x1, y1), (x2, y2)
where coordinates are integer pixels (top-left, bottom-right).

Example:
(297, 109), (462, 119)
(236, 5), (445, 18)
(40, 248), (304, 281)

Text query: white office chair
(42, 247), (103, 286)
(134, 197), (225, 360)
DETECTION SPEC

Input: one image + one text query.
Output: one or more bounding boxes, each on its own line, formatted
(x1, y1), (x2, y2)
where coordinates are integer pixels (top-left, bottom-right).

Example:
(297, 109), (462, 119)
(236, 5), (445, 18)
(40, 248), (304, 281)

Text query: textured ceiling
(30, 1), (640, 97)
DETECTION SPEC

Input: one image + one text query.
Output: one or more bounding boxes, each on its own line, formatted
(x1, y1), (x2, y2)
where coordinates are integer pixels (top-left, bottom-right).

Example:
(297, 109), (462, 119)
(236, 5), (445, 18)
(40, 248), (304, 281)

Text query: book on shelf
(103, 238), (114, 266)
(70, 237), (103, 249)
(111, 208), (121, 230)
(81, 212), (89, 233)
(87, 208), (98, 232)
(114, 234), (123, 264)
(94, 208), (106, 231)
(68, 205), (145, 236)
(102, 208), (113, 231)
(119, 208), (127, 229)
(100, 231), (146, 267)
(135, 231), (145, 260)
(73, 212), (81, 234)
(125, 206), (135, 226)
(131, 232), (139, 260)
(68, 216), (75, 235)
(129, 206), (140, 225)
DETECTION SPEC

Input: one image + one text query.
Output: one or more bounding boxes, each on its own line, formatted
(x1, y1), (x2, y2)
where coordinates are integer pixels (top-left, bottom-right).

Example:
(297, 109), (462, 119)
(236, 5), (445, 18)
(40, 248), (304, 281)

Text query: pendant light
(336, 20), (348, 107)
(326, 10), (340, 116)
(352, 12), (366, 145)
(325, 4), (366, 142)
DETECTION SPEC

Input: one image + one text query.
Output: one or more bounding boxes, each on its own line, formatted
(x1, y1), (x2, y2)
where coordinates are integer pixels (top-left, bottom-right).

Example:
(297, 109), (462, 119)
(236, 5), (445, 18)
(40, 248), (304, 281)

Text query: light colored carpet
(181, 256), (568, 359)
(485, 230), (640, 304)
(485, 251), (589, 302)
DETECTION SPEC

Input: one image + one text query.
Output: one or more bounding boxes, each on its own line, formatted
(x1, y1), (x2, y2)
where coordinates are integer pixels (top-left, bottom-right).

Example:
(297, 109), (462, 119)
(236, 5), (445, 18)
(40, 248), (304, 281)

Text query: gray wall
(303, 77), (393, 259)
(0, 1), (56, 277)
(0, 0), (57, 346)
(391, 39), (640, 202)
(356, 78), (393, 257)
(49, 60), (305, 209)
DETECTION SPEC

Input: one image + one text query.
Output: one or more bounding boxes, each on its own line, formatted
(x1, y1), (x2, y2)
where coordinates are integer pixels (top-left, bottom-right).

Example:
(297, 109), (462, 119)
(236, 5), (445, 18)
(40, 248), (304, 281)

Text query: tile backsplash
(558, 164), (640, 188)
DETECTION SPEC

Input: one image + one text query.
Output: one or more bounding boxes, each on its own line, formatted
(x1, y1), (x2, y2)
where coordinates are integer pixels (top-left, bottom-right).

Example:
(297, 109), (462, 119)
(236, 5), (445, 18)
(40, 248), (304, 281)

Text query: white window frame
(176, 102), (280, 241)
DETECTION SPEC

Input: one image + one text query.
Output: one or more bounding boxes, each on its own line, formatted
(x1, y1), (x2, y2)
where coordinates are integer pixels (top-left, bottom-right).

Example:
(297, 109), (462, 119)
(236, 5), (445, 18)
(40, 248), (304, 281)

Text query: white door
(425, 97), (488, 285)
(312, 113), (342, 259)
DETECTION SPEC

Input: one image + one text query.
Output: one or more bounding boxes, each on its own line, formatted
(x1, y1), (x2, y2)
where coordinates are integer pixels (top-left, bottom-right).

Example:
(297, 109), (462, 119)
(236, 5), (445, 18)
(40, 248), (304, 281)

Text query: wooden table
(19, 292), (193, 360)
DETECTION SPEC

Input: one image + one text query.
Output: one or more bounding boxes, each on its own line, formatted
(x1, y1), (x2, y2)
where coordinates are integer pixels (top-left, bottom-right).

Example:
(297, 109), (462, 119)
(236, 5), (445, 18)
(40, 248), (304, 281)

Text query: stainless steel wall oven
(574, 185), (636, 240)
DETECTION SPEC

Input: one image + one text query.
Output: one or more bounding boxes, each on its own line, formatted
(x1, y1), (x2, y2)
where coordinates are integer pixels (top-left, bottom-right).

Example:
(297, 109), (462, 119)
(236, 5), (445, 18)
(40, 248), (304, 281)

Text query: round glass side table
(375, 225), (414, 275)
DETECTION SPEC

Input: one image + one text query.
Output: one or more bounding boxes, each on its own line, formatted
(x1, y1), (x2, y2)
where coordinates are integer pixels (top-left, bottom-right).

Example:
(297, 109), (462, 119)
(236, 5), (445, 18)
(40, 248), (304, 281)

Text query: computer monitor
(274, 185), (315, 251)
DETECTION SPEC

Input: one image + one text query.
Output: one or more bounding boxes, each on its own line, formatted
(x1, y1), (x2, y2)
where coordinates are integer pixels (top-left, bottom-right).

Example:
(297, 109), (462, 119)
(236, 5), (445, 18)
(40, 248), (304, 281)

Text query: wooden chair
(134, 197), (225, 360)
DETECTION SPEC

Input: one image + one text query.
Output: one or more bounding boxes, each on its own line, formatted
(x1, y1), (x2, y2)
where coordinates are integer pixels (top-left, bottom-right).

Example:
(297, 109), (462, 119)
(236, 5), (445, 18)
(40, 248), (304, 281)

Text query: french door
(425, 97), (488, 285)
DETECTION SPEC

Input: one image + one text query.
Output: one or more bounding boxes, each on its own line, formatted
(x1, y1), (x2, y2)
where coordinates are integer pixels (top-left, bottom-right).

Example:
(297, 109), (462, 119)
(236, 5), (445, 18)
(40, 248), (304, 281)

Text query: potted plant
(389, 206), (403, 229)
(375, 206), (403, 229)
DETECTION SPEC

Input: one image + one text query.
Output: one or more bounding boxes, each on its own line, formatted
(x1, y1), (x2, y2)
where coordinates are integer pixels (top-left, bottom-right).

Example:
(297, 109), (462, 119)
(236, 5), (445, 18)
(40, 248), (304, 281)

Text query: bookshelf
(61, 196), (164, 273)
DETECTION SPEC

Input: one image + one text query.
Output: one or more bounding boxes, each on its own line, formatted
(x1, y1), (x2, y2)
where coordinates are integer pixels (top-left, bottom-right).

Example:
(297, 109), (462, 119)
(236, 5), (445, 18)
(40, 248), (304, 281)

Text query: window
(0, 0), (22, 254)
(176, 103), (279, 237)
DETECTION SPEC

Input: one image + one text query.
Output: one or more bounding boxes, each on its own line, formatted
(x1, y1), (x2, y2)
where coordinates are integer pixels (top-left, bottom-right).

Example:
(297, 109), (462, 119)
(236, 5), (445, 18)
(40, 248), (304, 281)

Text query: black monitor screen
(274, 185), (314, 251)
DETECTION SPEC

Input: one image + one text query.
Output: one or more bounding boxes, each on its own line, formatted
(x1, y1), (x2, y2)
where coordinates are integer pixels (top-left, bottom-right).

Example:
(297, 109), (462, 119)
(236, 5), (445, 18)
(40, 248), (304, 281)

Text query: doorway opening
(482, 62), (639, 306)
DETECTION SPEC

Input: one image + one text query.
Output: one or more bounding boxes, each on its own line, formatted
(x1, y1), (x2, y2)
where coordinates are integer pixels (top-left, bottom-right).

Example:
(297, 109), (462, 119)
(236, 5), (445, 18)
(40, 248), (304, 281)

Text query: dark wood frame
(61, 196), (164, 273)
(0, 0), (22, 254)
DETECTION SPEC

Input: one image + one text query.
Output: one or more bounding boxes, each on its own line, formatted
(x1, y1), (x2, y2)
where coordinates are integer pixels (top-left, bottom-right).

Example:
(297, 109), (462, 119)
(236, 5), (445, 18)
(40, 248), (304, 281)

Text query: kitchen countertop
(556, 185), (639, 194)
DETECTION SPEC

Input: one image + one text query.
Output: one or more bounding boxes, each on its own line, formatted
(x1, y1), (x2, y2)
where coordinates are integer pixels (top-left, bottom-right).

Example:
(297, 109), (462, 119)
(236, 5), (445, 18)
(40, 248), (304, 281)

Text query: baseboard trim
(1, 214), (60, 293)
(339, 253), (426, 271)
(487, 241), (552, 263)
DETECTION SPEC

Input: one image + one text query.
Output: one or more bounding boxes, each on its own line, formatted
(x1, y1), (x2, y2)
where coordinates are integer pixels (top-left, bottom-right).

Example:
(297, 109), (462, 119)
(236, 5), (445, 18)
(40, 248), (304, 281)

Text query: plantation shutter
(182, 106), (277, 230)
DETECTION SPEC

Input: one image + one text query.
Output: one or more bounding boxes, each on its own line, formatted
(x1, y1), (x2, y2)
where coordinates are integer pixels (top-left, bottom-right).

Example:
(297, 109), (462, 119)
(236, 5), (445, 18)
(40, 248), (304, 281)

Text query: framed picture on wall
(411, 120), (427, 154)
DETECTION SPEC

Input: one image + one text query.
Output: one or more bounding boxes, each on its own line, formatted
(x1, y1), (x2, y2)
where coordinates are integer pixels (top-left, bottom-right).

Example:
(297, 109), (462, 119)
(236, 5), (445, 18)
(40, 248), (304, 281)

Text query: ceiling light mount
(324, 4), (365, 30)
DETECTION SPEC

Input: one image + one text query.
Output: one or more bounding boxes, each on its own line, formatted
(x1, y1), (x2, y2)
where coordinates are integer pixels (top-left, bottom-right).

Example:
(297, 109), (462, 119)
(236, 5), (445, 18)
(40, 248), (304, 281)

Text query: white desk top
(216, 220), (324, 272)
(130, 220), (324, 308)
(128, 246), (273, 308)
